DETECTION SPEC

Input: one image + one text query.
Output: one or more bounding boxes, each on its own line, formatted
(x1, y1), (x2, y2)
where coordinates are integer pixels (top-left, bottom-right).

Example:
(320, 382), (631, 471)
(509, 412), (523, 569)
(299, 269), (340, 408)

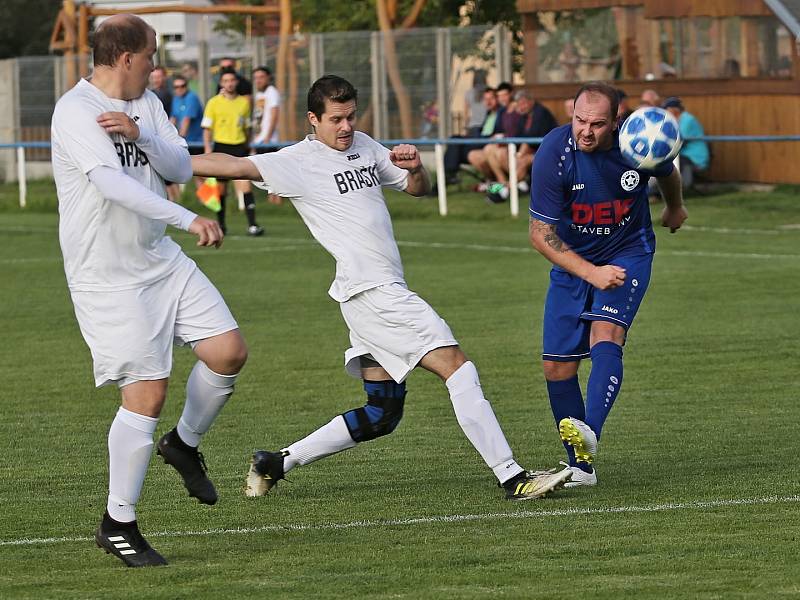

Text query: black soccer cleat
(157, 428), (218, 505)
(95, 513), (167, 568)
(244, 450), (287, 497)
(501, 467), (572, 501)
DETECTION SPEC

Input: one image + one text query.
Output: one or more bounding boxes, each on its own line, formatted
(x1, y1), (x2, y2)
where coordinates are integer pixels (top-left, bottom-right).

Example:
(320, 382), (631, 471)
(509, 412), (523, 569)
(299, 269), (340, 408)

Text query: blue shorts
(542, 254), (653, 362)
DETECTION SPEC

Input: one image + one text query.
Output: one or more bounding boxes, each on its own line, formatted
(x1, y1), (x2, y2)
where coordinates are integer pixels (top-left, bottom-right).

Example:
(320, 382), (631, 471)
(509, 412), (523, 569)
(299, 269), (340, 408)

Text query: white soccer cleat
(558, 417), (598, 464)
(560, 461), (598, 488)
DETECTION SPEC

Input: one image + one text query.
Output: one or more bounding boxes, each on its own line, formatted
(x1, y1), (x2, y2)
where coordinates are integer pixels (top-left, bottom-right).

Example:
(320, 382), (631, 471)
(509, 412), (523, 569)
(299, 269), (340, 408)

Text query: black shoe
(95, 513), (167, 567)
(157, 429), (218, 505)
(501, 467), (572, 501)
(244, 450), (287, 497)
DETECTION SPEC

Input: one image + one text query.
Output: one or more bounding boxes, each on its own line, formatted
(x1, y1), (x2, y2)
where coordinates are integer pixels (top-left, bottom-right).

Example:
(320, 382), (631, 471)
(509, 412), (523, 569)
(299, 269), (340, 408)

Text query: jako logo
(572, 183), (584, 190)
(601, 305), (619, 314)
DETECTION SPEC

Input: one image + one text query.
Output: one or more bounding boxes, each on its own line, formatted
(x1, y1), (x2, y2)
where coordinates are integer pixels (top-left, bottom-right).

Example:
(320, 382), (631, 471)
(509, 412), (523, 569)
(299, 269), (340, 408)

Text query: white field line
(2, 236), (799, 266)
(1, 494), (798, 548)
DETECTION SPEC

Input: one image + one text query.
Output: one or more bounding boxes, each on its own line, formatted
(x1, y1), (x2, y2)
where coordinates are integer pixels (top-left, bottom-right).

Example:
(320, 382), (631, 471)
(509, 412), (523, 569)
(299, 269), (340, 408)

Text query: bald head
(640, 89), (660, 107)
(92, 14), (154, 68)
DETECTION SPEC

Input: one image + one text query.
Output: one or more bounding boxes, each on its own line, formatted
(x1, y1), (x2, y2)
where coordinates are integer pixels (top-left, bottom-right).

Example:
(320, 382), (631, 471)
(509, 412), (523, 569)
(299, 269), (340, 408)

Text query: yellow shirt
(201, 94), (250, 145)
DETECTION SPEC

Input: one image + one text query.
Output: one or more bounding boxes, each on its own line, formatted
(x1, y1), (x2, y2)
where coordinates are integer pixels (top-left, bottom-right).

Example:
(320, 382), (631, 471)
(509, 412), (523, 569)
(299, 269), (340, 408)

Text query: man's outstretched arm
(191, 153), (262, 181)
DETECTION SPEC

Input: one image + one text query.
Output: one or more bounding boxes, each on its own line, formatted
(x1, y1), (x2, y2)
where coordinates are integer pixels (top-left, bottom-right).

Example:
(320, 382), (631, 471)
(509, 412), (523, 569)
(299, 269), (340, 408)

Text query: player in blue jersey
(528, 81), (687, 487)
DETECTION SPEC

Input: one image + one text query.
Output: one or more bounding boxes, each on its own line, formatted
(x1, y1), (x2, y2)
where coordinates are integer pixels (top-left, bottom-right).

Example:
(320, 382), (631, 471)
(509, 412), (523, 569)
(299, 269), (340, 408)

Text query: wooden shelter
(517, 0), (800, 183)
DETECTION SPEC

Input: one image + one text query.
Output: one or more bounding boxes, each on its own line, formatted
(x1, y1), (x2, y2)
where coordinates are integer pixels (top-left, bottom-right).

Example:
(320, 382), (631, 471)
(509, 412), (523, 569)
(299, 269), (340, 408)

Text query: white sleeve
(135, 99), (192, 183)
(372, 138), (408, 191)
(247, 151), (302, 198)
(52, 99), (125, 175)
(266, 87), (281, 108)
(88, 165), (197, 231)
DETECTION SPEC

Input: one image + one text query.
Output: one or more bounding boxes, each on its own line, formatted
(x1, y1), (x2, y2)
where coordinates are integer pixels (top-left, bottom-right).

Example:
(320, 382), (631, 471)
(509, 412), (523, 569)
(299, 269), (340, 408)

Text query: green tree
(214, 0), (519, 35)
(0, 0), (62, 58)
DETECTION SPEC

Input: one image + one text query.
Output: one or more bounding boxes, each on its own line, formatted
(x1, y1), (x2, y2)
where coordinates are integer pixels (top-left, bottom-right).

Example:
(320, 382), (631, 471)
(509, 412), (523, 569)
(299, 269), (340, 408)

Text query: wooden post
(276, 0), (292, 141)
(78, 3), (90, 78)
(63, 0), (77, 88)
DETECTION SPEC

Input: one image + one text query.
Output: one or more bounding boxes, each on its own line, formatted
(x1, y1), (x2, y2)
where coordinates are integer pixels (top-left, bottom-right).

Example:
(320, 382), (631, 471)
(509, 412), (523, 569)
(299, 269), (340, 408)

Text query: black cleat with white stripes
(95, 513), (167, 567)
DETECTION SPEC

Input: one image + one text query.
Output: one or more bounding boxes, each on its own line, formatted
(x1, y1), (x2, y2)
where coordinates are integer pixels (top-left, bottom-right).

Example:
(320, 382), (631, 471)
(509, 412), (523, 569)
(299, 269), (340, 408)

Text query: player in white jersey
(51, 14), (248, 567)
(192, 75), (571, 501)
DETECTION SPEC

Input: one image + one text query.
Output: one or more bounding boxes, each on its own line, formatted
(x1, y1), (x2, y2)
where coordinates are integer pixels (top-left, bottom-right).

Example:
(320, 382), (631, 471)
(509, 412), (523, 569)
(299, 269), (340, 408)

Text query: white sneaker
(560, 461), (598, 488)
(558, 417), (598, 464)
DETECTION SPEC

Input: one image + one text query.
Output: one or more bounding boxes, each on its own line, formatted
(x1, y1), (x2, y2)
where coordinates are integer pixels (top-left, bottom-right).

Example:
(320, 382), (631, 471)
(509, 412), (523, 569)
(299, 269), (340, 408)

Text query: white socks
(445, 361), (523, 484)
(177, 361), (238, 448)
(282, 416), (357, 473)
(107, 406), (159, 523)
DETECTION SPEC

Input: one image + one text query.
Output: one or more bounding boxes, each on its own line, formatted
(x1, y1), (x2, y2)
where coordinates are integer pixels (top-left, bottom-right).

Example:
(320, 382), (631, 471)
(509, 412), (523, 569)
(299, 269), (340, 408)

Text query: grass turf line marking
(2, 494), (798, 547)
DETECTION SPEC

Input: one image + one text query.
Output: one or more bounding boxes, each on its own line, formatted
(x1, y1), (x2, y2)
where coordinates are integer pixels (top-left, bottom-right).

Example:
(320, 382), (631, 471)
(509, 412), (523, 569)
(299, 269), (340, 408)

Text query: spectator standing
(463, 69), (488, 138)
(251, 66), (282, 205)
(215, 57), (253, 99)
(663, 96), (710, 190)
(149, 66), (172, 117)
(251, 66), (281, 148)
(171, 75), (205, 192)
(202, 68), (264, 236)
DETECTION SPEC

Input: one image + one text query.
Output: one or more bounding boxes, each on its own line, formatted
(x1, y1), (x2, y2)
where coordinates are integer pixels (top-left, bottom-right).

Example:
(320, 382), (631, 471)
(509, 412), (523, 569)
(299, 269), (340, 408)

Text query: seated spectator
(616, 88), (633, 124)
(563, 97), (574, 123)
(441, 88), (500, 184)
(663, 96), (710, 190)
(478, 90), (558, 203)
(640, 88), (661, 107)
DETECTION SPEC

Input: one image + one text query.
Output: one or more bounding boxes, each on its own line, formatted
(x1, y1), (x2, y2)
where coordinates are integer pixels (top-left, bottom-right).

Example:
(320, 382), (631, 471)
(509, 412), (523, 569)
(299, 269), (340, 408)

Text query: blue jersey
(171, 91), (204, 143)
(530, 124), (673, 266)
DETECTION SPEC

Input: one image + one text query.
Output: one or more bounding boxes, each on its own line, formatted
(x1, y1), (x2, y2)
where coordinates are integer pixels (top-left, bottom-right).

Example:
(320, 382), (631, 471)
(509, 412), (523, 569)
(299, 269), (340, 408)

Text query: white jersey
(248, 131), (409, 302)
(252, 85), (281, 144)
(52, 79), (189, 292)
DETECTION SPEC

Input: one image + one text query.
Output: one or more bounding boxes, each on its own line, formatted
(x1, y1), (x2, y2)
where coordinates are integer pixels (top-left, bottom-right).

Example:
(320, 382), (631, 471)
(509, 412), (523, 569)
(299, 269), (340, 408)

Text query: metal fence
(0, 24), (512, 176)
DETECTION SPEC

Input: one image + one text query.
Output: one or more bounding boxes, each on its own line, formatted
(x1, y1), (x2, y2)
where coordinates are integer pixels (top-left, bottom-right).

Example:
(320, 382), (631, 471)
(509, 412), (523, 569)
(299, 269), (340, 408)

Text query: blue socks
(585, 341), (623, 440)
(546, 376), (584, 467)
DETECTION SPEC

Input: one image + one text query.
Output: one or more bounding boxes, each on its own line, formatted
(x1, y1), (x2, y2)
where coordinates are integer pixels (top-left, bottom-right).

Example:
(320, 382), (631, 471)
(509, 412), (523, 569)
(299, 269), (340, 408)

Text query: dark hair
(151, 65), (167, 75)
(496, 81), (513, 93)
(574, 81), (619, 121)
(91, 15), (153, 68)
(172, 75), (187, 85)
(253, 66), (272, 76)
(219, 67), (238, 80)
(308, 75), (357, 118)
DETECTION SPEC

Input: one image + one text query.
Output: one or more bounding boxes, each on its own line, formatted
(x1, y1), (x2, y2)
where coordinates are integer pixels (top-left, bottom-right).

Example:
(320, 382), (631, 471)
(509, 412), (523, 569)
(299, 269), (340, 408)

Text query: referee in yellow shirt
(202, 68), (264, 236)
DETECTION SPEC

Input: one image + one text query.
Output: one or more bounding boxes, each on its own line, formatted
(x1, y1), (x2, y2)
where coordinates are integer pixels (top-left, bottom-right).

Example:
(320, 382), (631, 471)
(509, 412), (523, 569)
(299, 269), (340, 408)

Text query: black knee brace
(342, 380), (407, 442)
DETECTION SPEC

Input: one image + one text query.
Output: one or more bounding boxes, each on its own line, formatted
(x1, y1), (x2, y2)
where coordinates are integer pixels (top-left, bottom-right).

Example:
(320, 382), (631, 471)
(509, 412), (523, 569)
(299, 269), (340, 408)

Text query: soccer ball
(618, 107), (681, 170)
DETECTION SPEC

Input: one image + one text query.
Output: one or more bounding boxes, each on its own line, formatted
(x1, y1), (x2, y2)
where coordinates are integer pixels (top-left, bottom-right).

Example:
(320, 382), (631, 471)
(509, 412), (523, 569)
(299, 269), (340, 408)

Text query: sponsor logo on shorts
(601, 305), (619, 314)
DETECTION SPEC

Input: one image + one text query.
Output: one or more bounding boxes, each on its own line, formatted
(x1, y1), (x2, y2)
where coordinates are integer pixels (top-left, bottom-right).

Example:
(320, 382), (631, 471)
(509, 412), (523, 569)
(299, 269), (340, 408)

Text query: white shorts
(70, 257), (238, 388)
(340, 283), (458, 383)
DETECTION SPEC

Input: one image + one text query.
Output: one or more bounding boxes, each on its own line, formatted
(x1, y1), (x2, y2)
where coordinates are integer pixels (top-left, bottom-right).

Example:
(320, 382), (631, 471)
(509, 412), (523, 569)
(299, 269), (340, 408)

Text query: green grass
(0, 182), (798, 598)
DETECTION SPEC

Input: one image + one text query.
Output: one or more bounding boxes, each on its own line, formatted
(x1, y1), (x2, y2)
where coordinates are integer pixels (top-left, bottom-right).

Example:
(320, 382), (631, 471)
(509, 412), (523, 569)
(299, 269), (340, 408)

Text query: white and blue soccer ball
(618, 106), (682, 170)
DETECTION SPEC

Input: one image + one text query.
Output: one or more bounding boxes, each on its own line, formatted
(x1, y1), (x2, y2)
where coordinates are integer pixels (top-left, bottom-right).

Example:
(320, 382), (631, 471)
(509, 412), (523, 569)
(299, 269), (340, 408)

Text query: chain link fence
(1, 24), (510, 179)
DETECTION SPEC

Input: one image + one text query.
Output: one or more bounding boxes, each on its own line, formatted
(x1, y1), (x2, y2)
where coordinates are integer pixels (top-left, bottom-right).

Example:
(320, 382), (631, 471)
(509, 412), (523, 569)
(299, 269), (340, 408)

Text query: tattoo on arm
(530, 218), (568, 253)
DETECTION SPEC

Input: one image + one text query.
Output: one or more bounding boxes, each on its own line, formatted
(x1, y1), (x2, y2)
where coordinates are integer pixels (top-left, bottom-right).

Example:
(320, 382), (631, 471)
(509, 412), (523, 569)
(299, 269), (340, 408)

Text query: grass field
(1, 181), (799, 598)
